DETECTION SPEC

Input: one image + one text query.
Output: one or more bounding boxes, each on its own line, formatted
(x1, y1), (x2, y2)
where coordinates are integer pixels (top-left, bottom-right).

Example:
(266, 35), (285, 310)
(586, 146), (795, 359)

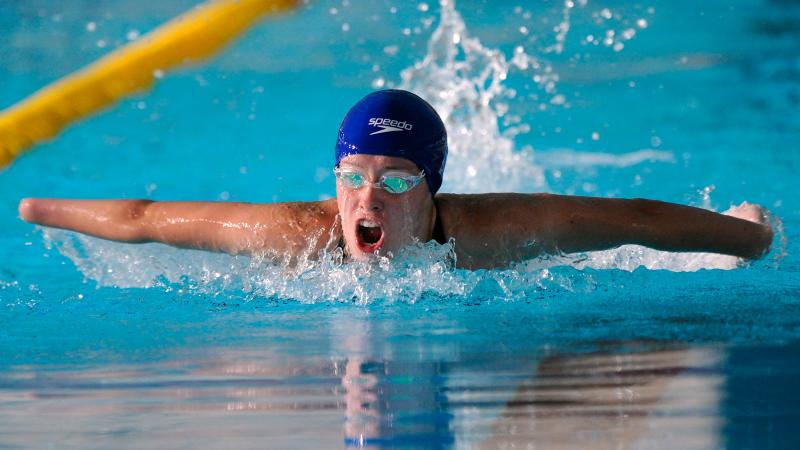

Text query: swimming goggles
(333, 167), (426, 194)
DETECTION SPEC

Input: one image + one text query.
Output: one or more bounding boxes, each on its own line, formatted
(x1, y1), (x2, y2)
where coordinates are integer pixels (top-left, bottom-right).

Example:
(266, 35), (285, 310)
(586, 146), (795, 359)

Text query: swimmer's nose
(359, 184), (384, 212)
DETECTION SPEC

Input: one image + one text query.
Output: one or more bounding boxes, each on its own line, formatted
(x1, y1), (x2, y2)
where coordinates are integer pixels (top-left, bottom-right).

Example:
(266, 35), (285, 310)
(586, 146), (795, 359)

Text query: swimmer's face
(335, 154), (435, 260)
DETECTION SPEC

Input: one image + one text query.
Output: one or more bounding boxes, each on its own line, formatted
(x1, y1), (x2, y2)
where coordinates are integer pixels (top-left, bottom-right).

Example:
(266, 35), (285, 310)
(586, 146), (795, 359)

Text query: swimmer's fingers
(18, 198), (60, 225)
(723, 201), (768, 225)
(723, 202), (774, 259)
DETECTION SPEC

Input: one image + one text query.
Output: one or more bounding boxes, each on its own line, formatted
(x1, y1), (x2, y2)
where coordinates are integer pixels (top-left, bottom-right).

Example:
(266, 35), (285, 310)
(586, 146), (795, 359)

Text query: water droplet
(341, 23), (350, 32)
(636, 18), (648, 28)
(126, 29), (140, 41)
(417, 2), (429, 12)
(519, 26), (529, 35)
(86, 22), (96, 32)
(371, 77), (386, 89)
(591, 131), (600, 141)
(650, 136), (662, 147)
(329, 7), (338, 14)
(621, 28), (636, 40)
(600, 8), (612, 19)
(96, 39), (107, 48)
(153, 69), (165, 79)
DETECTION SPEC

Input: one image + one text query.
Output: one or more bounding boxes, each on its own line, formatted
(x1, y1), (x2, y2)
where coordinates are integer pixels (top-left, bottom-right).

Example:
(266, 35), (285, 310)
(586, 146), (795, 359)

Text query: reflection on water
(0, 342), (724, 449)
(472, 347), (722, 449)
(340, 358), (452, 448)
(340, 346), (723, 449)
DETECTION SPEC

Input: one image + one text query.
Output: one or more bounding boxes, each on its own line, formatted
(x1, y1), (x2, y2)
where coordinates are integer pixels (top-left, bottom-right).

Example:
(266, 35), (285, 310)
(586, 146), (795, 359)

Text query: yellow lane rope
(0, 0), (297, 168)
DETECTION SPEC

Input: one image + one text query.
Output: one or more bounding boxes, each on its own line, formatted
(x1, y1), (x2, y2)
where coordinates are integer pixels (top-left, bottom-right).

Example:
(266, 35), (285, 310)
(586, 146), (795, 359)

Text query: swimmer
(17, 89), (774, 269)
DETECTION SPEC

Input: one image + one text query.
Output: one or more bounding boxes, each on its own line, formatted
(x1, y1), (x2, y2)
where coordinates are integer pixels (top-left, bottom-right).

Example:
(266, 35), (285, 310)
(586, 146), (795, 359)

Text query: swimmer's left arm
(437, 193), (773, 269)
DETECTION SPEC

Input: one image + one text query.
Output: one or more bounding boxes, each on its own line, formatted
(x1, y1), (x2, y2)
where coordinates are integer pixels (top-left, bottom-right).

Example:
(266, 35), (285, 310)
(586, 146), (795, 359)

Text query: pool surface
(1, 0), (799, 448)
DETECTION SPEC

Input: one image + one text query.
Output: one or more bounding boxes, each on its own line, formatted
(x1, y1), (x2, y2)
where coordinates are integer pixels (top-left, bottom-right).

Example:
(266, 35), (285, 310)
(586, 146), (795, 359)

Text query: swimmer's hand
(722, 201), (774, 259)
(724, 201), (768, 225)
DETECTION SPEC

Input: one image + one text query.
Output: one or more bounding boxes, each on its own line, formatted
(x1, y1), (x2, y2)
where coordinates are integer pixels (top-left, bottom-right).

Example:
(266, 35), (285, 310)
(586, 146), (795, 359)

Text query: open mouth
(356, 219), (384, 253)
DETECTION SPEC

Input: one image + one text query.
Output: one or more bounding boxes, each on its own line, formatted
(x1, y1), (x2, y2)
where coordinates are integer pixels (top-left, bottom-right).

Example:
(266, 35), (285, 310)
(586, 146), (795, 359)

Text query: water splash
(43, 229), (580, 303)
(392, 0), (670, 193)
(396, 0), (552, 193)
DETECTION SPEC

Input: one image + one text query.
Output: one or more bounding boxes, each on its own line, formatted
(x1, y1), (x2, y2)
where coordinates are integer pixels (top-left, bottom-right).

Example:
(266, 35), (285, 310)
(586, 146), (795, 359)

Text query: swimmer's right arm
(17, 198), (340, 257)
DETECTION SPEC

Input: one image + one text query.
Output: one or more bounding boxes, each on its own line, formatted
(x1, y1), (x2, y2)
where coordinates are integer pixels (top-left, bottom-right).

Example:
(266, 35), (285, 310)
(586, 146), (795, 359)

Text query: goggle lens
(334, 168), (424, 194)
(383, 176), (411, 194)
(339, 171), (364, 189)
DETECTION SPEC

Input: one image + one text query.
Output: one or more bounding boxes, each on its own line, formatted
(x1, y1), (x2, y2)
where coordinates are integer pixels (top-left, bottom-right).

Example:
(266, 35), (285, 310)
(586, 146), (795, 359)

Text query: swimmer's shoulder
(245, 199), (340, 257)
(434, 193), (556, 268)
(257, 198), (339, 229)
(434, 192), (556, 227)
(276, 198), (338, 218)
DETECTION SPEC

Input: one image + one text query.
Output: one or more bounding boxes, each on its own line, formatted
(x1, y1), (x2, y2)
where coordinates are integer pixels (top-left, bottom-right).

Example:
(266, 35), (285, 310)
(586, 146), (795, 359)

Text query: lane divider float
(0, 0), (298, 168)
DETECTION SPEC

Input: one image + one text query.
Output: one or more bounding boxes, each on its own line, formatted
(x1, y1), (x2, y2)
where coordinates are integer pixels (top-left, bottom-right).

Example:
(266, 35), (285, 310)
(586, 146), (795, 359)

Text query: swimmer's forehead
(338, 154), (419, 172)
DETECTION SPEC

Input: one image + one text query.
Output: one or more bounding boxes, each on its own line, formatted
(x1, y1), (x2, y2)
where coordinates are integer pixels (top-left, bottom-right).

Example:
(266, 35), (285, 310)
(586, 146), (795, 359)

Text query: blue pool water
(1, 0), (799, 447)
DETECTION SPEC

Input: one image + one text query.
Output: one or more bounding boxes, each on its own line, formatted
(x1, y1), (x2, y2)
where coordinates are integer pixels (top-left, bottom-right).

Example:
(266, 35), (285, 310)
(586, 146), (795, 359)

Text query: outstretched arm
(18, 198), (340, 257)
(436, 194), (774, 269)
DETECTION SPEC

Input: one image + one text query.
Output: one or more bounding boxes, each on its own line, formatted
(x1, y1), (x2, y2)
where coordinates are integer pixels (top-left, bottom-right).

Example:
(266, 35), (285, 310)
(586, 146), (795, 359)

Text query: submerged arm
(437, 193), (774, 269)
(18, 198), (339, 257)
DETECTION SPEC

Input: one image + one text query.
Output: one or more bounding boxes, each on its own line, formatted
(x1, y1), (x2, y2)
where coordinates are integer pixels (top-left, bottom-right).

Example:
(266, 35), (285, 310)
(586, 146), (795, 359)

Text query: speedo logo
(368, 117), (413, 135)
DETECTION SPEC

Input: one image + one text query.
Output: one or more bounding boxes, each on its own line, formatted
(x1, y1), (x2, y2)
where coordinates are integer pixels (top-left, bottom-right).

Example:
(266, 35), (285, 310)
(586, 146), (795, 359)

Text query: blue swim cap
(335, 89), (448, 195)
